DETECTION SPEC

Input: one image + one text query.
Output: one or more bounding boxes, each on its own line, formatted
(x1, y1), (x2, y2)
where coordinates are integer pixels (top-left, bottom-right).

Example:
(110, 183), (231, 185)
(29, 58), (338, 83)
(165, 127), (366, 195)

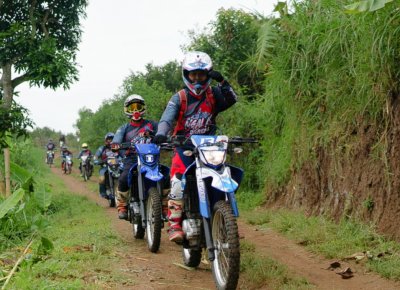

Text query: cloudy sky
(17, 0), (276, 134)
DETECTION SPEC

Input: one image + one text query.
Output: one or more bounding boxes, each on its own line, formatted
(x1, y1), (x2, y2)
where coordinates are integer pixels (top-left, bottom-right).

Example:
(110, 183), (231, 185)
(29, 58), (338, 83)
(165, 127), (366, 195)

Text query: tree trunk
(4, 148), (11, 196)
(1, 63), (14, 196)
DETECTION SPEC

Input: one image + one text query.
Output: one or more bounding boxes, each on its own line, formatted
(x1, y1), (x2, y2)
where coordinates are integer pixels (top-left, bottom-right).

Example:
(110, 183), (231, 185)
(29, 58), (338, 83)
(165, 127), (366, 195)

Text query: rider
(45, 138), (56, 162)
(59, 134), (66, 148)
(153, 51), (237, 242)
(60, 145), (73, 171)
(94, 133), (116, 199)
(111, 94), (158, 220)
(77, 143), (93, 176)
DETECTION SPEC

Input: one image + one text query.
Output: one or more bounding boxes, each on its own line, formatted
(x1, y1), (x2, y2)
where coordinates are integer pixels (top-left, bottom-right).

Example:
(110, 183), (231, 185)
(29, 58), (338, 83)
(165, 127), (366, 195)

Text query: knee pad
(169, 175), (183, 200)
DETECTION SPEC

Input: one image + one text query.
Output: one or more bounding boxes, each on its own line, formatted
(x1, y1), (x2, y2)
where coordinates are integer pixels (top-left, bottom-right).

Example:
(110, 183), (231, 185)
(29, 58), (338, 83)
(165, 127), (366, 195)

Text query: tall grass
(239, 0), (400, 193)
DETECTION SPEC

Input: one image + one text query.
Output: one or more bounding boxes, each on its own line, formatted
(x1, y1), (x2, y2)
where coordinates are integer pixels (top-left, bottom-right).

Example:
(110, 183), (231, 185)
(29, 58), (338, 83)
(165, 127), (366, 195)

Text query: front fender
(199, 166), (238, 193)
(142, 166), (164, 181)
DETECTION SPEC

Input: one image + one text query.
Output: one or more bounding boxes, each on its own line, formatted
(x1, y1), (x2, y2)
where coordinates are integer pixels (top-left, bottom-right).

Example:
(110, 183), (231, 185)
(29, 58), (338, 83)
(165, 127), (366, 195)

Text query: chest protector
(173, 88), (216, 136)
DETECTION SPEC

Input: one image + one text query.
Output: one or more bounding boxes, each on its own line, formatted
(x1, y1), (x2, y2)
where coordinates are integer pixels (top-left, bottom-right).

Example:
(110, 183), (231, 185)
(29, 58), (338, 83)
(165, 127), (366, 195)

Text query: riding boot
(162, 189), (169, 218)
(116, 190), (128, 220)
(167, 199), (184, 242)
(99, 184), (107, 199)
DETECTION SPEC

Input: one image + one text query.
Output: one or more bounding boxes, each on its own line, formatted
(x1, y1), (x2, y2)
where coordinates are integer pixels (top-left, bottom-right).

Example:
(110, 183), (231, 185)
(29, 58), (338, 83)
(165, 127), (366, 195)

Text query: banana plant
(0, 188), (24, 219)
(345, 0), (394, 13)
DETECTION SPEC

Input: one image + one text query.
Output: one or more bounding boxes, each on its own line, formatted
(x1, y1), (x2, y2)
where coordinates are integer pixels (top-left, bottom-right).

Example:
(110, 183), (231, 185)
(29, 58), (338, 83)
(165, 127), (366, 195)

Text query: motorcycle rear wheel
(211, 200), (240, 290)
(146, 187), (162, 253)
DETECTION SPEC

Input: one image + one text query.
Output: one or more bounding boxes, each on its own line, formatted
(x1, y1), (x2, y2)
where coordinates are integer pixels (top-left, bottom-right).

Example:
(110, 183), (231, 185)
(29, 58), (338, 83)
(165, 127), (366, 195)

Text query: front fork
(197, 176), (216, 261)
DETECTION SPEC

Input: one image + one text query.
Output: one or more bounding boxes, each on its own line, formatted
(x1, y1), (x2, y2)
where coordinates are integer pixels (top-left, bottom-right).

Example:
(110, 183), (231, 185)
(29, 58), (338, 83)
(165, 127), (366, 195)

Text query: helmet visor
(125, 102), (145, 113)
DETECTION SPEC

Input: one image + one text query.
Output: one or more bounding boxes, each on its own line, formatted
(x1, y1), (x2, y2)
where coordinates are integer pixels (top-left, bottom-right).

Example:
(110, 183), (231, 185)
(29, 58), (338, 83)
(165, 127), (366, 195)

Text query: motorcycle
(103, 151), (122, 208)
(121, 137), (170, 253)
(165, 135), (257, 290)
(80, 154), (93, 181)
(46, 150), (55, 167)
(62, 155), (72, 175)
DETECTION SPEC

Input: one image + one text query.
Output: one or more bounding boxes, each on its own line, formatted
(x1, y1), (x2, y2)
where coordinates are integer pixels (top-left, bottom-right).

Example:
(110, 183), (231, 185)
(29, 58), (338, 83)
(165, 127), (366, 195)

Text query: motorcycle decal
(191, 135), (228, 147)
(196, 168), (211, 218)
(204, 167), (238, 193)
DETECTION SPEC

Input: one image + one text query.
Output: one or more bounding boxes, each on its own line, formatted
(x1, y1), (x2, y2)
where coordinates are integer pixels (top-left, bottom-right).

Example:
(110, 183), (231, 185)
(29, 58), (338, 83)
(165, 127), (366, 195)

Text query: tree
(0, 0), (88, 196)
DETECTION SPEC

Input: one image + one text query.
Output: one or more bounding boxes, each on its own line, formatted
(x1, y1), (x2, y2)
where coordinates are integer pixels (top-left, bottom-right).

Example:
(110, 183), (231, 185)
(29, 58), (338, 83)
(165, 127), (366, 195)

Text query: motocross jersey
(61, 150), (72, 158)
(94, 145), (114, 162)
(46, 142), (55, 150)
(112, 119), (158, 157)
(78, 149), (92, 159)
(157, 81), (237, 137)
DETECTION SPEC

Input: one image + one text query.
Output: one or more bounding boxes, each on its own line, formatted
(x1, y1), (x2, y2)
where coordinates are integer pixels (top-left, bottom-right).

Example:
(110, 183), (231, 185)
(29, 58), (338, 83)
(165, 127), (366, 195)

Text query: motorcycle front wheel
(145, 187), (162, 253)
(83, 166), (88, 181)
(182, 248), (202, 267)
(211, 200), (240, 290)
(108, 178), (117, 208)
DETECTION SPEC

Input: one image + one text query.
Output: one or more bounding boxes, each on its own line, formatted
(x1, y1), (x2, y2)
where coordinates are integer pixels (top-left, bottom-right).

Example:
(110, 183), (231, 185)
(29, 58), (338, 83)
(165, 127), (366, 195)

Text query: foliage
(345, 0), (394, 13)
(184, 8), (263, 96)
(0, 0), (88, 91)
(0, 188), (24, 219)
(0, 101), (33, 149)
(0, 140), (53, 251)
(75, 66), (176, 150)
(30, 127), (79, 152)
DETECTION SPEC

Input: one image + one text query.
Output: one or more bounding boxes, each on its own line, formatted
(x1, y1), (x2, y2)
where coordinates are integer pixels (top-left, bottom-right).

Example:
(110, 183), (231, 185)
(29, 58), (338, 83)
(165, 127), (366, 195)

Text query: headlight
(201, 149), (226, 166)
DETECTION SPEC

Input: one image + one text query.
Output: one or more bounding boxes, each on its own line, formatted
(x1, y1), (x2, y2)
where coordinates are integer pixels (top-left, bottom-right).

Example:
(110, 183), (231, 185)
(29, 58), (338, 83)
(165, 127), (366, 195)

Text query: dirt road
(53, 168), (400, 290)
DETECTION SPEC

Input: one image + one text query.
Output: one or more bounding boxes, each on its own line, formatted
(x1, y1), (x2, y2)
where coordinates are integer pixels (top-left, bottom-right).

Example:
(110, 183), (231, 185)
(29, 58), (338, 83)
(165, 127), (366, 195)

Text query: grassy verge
(3, 171), (135, 289)
(236, 190), (314, 288)
(242, 208), (400, 281)
(240, 240), (313, 290)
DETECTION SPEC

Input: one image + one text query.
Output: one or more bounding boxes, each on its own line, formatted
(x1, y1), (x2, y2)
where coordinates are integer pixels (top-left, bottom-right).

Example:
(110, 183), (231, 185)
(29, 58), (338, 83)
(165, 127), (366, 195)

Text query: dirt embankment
(268, 94), (400, 241)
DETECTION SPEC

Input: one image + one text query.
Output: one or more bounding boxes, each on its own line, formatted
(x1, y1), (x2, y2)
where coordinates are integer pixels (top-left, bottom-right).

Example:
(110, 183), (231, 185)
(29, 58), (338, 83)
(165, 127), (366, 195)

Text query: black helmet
(104, 132), (114, 140)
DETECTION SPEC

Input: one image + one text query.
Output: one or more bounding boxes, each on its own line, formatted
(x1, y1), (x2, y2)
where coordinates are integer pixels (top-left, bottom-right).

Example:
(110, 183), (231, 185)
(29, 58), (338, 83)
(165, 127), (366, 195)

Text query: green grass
(240, 240), (313, 290)
(243, 208), (400, 281)
(2, 171), (135, 289)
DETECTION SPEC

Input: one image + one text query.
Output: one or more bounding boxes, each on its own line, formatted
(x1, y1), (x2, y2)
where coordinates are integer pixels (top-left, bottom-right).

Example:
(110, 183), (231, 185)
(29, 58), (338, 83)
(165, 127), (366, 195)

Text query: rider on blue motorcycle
(111, 94), (158, 220)
(77, 143), (93, 176)
(153, 51), (237, 242)
(94, 133), (117, 199)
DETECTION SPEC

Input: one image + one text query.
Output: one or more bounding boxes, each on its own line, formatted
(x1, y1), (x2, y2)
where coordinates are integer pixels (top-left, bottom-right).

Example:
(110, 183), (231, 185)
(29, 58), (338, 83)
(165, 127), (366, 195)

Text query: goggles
(188, 70), (208, 82)
(125, 102), (145, 113)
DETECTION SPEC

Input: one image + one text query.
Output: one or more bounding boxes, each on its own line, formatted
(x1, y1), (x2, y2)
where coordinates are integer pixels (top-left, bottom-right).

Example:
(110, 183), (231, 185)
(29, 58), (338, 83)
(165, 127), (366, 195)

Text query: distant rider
(60, 145), (73, 171)
(153, 51), (237, 242)
(111, 94), (158, 220)
(59, 134), (66, 148)
(94, 133), (118, 199)
(77, 143), (93, 176)
(45, 139), (56, 163)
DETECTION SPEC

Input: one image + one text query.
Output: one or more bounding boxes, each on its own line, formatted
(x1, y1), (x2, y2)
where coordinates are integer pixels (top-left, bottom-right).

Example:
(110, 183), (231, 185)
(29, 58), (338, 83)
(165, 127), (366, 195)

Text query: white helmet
(124, 94), (146, 121)
(182, 51), (213, 96)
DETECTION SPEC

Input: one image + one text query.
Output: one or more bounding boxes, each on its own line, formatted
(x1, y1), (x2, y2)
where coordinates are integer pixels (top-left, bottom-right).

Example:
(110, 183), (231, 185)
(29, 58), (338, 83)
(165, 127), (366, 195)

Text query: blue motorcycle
(165, 135), (256, 290)
(121, 138), (170, 253)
